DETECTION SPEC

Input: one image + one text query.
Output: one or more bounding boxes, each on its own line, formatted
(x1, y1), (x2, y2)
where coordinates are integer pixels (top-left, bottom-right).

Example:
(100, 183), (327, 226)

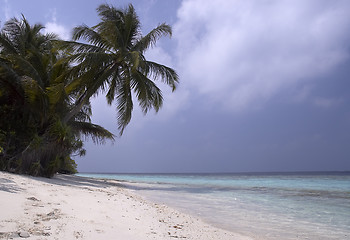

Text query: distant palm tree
(62, 4), (179, 135)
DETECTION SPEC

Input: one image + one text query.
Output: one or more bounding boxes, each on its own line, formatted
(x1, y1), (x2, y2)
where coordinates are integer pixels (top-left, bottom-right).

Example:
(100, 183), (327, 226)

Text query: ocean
(77, 172), (350, 240)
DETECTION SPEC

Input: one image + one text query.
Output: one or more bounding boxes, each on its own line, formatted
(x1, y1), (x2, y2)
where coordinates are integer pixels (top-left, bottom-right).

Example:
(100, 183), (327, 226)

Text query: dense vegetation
(0, 4), (178, 177)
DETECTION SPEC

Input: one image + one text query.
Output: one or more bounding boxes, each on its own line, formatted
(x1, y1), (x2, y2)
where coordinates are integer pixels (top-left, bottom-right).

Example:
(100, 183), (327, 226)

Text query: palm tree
(0, 16), (114, 176)
(1, 4), (179, 177)
(61, 4), (179, 135)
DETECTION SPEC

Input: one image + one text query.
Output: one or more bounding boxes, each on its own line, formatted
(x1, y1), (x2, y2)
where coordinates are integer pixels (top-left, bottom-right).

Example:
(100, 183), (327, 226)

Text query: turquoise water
(77, 172), (350, 240)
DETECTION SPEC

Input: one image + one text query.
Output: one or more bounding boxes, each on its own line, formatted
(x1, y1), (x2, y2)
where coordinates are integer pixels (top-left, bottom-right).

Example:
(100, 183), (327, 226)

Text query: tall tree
(0, 4), (178, 177)
(62, 4), (178, 135)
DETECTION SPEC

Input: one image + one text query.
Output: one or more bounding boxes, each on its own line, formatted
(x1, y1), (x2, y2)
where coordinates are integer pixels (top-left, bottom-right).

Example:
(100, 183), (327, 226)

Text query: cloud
(174, 0), (350, 111)
(43, 9), (70, 40)
(313, 97), (342, 108)
(44, 22), (70, 40)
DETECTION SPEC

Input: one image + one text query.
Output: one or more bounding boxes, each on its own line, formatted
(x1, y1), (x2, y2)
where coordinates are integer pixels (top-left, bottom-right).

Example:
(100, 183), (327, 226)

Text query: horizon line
(76, 170), (350, 175)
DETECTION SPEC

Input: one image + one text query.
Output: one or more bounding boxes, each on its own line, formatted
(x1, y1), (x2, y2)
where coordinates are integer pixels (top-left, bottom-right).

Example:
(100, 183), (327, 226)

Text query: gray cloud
(174, 0), (350, 111)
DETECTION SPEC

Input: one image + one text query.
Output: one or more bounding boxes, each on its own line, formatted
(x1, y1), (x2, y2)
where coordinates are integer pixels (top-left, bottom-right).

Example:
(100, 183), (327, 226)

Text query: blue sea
(77, 172), (350, 240)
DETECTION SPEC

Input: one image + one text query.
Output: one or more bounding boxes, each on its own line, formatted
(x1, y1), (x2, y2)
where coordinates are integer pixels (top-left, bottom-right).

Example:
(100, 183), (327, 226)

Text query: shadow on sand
(34, 174), (125, 189)
(0, 177), (24, 193)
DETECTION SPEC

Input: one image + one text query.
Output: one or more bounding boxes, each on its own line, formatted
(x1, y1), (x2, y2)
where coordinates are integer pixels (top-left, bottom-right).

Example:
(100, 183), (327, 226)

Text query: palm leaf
(46, 83), (66, 107)
(0, 32), (19, 54)
(10, 54), (43, 86)
(133, 23), (172, 52)
(144, 61), (178, 91)
(70, 121), (115, 144)
(131, 70), (163, 113)
(72, 25), (112, 51)
(116, 70), (133, 135)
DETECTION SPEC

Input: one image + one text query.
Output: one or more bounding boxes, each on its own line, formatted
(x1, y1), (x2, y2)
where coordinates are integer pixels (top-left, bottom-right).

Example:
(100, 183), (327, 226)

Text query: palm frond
(123, 5), (141, 49)
(133, 23), (172, 52)
(131, 70), (163, 114)
(0, 57), (22, 84)
(130, 50), (140, 72)
(0, 59), (24, 102)
(72, 25), (112, 50)
(21, 76), (48, 122)
(105, 73), (119, 105)
(95, 4), (135, 49)
(46, 83), (66, 107)
(67, 51), (113, 67)
(96, 4), (125, 23)
(70, 121), (115, 144)
(91, 62), (120, 95)
(0, 32), (18, 54)
(9, 54), (43, 86)
(55, 40), (106, 54)
(144, 61), (178, 91)
(116, 70), (133, 135)
(64, 76), (83, 95)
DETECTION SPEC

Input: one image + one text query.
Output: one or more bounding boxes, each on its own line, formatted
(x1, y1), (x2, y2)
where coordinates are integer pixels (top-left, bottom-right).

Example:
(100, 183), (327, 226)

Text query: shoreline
(0, 171), (253, 240)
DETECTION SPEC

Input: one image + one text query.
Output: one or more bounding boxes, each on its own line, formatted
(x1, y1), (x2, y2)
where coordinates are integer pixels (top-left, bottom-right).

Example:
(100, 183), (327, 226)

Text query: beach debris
(47, 211), (55, 216)
(73, 231), (82, 239)
(173, 224), (183, 229)
(19, 231), (30, 238)
(31, 203), (44, 207)
(27, 196), (40, 201)
(30, 230), (43, 236)
(37, 209), (61, 221)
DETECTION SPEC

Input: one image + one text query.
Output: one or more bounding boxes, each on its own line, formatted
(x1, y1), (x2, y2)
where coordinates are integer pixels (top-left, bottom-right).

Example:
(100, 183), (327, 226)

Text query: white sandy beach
(0, 171), (253, 240)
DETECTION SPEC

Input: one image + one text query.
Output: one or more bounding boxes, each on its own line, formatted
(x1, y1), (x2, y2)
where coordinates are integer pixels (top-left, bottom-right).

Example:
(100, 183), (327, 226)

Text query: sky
(1, 0), (350, 173)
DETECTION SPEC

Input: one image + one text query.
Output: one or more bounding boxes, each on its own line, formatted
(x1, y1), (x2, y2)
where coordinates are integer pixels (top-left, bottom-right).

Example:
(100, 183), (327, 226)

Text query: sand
(0, 171), (253, 240)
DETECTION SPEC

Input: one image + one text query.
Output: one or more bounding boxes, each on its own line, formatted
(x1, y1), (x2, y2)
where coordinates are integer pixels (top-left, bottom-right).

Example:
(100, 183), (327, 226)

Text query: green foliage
(0, 16), (110, 177)
(0, 4), (178, 177)
(58, 156), (78, 174)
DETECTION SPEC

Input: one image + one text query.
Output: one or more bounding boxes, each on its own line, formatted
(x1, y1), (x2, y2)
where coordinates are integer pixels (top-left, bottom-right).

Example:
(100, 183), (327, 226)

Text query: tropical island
(1, 2), (349, 240)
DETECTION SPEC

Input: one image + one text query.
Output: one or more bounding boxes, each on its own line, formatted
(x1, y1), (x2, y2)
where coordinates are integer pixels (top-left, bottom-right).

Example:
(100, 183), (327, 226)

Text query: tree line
(0, 4), (178, 177)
